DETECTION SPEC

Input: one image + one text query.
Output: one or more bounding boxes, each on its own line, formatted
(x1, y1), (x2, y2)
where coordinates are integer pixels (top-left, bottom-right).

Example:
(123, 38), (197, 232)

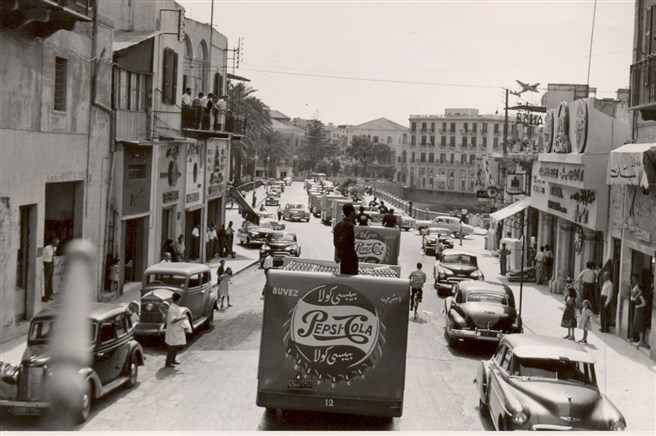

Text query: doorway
(16, 204), (36, 322)
(629, 249), (654, 341)
(161, 206), (175, 260)
(123, 217), (147, 284)
(185, 208), (202, 261)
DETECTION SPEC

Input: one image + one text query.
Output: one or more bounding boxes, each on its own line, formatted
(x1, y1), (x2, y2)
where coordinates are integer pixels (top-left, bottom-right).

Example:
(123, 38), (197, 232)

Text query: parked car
(428, 216), (474, 237)
(237, 220), (273, 247)
(282, 203), (311, 222)
(414, 212), (452, 233)
(434, 249), (484, 296)
(444, 280), (522, 348)
(265, 193), (280, 206)
(135, 263), (217, 338)
(422, 227), (454, 255)
(283, 176), (293, 186)
(506, 266), (536, 283)
(475, 334), (626, 431)
(270, 181), (285, 192)
(0, 303), (144, 422)
(399, 215), (416, 231)
(258, 211), (285, 230)
(259, 231), (301, 267)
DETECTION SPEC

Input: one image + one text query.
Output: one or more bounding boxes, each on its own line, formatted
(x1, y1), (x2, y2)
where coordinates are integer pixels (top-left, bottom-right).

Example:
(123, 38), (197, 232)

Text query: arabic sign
(606, 144), (656, 189)
(206, 138), (230, 199)
(258, 270), (409, 416)
(158, 144), (183, 207)
(185, 143), (203, 207)
(354, 227), (401, 265)
(122, 145), (152, 216)
(530, 180), (606, 231)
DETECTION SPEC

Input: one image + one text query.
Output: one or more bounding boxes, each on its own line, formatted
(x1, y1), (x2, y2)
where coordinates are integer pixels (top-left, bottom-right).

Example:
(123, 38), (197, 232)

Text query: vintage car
(283, 176), (293, 186)
(258, 212), (285, 230)
(422, 227), (454, 255)
(507, 266), (537, 282)
(134, 263), (217, 338)
(444, 280), (522, 348)
(417, 215), (474, 236)
(282, 203), (311, 222)
(270, 180), (285, 192)
(259, 231), (301, 267)
(475, 334), (627, 431)
(434, 249), (484, 296)
(399, 214), (416, 231)
(265, 192), (280, 206)
(237, 220), (273, 247)
(0, 303), (144, 423)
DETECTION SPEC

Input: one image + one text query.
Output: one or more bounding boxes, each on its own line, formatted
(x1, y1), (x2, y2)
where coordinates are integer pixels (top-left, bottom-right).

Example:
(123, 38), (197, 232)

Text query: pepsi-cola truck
(256, 227), (407, 418)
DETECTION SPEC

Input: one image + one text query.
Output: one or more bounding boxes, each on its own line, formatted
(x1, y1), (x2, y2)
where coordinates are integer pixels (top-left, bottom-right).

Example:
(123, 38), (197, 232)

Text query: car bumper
(248, 238), (268, 246)
(288, 214), (309, 221)
(449, 328), (504, 342)
(0, 399), (50, 415)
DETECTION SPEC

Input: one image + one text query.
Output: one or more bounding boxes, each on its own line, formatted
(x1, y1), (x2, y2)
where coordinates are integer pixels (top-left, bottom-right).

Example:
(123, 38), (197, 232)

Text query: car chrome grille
(140, 312), (163, 323)
(17, 366), (45, 401)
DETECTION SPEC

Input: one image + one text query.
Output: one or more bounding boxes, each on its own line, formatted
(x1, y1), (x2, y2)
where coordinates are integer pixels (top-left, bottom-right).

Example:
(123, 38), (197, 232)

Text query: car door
(184, 272), (205, 319)
(488, 344), (513, 428)
(94, 320), (122, 384)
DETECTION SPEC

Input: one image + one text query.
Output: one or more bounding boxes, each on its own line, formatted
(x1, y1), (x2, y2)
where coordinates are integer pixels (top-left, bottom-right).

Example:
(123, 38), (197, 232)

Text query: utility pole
(503, 88), (509, 155)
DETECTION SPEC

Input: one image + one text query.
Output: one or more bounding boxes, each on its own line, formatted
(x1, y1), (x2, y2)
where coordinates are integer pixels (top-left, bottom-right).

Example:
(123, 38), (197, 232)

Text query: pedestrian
(216, 260), (226, 285)
(458, 220), (464, 246)
(110, 258), (120, 293)
(577, 262), (596, 312)
(378, 201), (388, 214)
(369, 197), (378, 208)
(599, 271), (613, 333)
(561, 286), (578, 341)
(630, 275), (649, 348)
(499, 243), (511, 276)
(409, 262), (427, 310)
(226, 221), (236, 258)
(435, 240), (446, 262)
(577, 300), (592, 344)
(545, 244), (554, 280)
(181, 87), (192, 128)
(191, 223), (200, 261)
(203, 93), (214, 130)
(527, 237), (537, 267)
(252, 192), (257, 208)
(164, 293), (187, 368)
(262, 251), (274, 296)
(42, 237), (59, 302)
(356, 206), (370, 226)
(161, 252), (172, 263)
(382, 208), (397, 228)
(206, 225), (216, 260)
(174, 234), (186, 262)
(534, 246), (546, 284)
(215, 96), (227, 130)
(217, 224), (227, 257)
(277, 204), (283, 221)
(192, 92), (203, 129)
(163, 239), (178, 262)
(333, 202), (358, 275)
(594, 262), (604, 315)
(218, 267), (233, 309)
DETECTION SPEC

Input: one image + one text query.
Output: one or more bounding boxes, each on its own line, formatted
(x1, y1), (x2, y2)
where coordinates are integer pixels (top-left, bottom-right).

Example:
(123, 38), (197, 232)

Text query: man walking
(545, 244), (554, 280)
(206, 224), (216, 261)
(499, 243), (511, 276)
(599, 271), (613, 333)
(181, 87), (192, 128)
(225, 221), (236, 258)
(333, 203), (358, 275)
(42, 237), (59, 302)
(535, 246), (546, 284)
(577, 261), (597, 313)
(164, 293), (187, 368)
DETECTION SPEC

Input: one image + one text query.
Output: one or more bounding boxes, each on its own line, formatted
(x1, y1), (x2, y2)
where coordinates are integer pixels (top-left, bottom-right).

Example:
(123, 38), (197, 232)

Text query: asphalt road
(3, 181), (653, 431)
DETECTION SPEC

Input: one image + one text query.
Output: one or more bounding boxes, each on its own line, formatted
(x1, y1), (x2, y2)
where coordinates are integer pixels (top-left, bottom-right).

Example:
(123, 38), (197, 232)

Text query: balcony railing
(630, 56), (656, 119)
(182, 110), (247, 136)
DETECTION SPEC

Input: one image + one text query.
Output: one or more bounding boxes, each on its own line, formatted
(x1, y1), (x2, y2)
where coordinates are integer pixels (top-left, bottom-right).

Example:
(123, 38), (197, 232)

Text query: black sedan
(259, 231), (301, 267)
(475, 334), (626, 431)
(433, 249), (484, 296)
(422, 227), (454, 255)
(444, 280), (522, 348)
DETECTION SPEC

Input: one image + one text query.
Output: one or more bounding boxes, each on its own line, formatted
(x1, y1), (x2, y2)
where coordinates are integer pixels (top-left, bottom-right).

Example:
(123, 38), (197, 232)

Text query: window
(460, 170), (467, 189)
(428, 153), (434, 163)
(421, 136), (427, 146)
(387, 136), (391, 144)
(482, 123), (488, 133)
(411, 122), (416, 132)
(421, 122), (427, 132)
(54, 57), (68, 111)
(430, 136), (435, 146)
(441, 136), (446, 146)
(450, 122), (455, 133)
(440, 153), (446, 163)
(430, 122), (435, 132)
(99, 323), (117, 344)
(493, 123), (499, 134)
(127, 164), (146, 179)
(411, 152), (415, 162)
(483, 136), (488, 147)
(450, 136), (455, 147)
(450, 153), (454, 164)
(464, 122), (468, 132)
(411, 135), (416, 146)
(373, 136), (379, 143)
(493, 137), (499, 148)
(113, 315), (129, 337)
(461, 154), (467, 164)
(420, 152), (426, 163)
(188, 273), (202, 288)
(402, 150), (407, 163)
(448, 170), (455, 189)
(469, 154), (476, 165)
(500, 349), (514, 373)
(419, 167), (425, 176)
(471, 137), (477, 147)
(469, 171), (476, 189)
(397, 156), (401, 163)
(461, 136), (467, 146)
(472, 123), (477, 133)
(162, 47), (178, 105)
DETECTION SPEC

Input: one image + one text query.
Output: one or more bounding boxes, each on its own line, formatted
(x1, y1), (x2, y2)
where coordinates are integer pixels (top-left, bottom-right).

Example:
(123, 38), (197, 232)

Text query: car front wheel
(126, 358), (138, 389)
(76, 381), (92, 423)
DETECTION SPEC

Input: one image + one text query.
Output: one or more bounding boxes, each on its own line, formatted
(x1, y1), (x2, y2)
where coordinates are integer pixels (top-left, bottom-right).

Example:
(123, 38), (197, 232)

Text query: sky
(177, 0), (635, 127)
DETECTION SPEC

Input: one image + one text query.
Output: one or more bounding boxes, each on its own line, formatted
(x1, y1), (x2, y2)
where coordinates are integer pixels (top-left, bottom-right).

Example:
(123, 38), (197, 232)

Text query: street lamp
(253, 152), (258, 188)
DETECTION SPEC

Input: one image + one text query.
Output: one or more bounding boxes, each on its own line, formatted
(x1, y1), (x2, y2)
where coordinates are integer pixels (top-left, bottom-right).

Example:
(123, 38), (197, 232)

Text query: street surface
(2, 181), (654, 432)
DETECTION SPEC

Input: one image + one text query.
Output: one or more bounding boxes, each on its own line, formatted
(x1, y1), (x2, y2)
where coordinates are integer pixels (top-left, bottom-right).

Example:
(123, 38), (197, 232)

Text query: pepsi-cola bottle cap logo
(285, 283), (385, 385)
(354, 230), (387, 264)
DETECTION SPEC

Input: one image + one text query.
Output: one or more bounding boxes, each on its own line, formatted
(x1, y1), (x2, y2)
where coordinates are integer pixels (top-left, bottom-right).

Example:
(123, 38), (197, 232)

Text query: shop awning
(607, 143), (656, 188)
(113, 30), (159, 53)
(489, 197), (531, 222)
(228, 187), (259, 224)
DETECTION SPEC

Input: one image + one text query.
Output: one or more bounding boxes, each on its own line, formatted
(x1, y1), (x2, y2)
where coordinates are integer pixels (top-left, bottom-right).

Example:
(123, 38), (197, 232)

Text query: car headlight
(145, 302), (154, 311)
(610, 420), (626, 431)
(470, 270), (483, 279)
(512, 410), (528, 425)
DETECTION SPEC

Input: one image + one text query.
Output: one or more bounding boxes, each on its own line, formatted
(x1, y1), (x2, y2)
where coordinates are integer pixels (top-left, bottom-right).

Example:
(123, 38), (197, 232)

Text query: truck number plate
(12, 406), (42, 416)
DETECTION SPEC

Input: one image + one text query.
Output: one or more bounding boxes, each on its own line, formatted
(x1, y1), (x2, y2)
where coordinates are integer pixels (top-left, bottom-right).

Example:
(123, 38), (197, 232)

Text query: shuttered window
(54, 57), (67, 111)
(162, 48), (178, 105)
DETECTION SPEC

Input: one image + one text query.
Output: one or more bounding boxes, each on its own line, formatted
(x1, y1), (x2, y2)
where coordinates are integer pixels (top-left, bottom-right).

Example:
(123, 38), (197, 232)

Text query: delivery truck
(320, 194), (346, 225)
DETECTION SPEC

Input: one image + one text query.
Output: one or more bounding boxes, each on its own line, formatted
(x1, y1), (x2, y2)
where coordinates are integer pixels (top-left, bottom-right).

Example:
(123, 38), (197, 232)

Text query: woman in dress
(218, 267), (233, 310)
(561, 286), (578, 341)
(577, 300), (592, 344)
(631, 279), (648, 348)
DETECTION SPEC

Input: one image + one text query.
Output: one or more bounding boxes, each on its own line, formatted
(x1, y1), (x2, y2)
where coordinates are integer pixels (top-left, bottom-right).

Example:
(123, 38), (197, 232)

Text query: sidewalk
(471, 234), (656, 432)
(0, 204), (263, 367)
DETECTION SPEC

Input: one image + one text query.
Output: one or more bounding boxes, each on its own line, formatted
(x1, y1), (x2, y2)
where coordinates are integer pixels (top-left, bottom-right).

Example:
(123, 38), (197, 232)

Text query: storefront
(205, 137), (230, 261)
(607, 143), (656, 358)
(185, 142), (204, 261)
(156, 142), (187, 262)
(532, 98), (629, 295)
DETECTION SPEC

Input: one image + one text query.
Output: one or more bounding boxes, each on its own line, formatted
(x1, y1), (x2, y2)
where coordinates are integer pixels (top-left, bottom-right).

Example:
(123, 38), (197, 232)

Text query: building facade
(347, 117), (407, 180)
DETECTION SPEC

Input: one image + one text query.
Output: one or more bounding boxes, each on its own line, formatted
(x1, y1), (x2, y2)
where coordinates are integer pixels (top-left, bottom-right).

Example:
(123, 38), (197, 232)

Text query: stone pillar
(551, 219), (574, 294)
(579, 228), (597, 271)
(540, 213), (554, 249)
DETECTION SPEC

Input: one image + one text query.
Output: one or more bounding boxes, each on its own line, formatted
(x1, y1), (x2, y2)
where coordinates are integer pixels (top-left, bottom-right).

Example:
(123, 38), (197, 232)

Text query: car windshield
(146, 273), (187, 286)
(29, 319), (97, 344)
(442, 254), (475, 264)
(269, 233), (295, 242)
(259, 221), (273, 229)
(515, 358), (596, 385)
(289, 204), (304, 209)
(466, 292), (507, 305)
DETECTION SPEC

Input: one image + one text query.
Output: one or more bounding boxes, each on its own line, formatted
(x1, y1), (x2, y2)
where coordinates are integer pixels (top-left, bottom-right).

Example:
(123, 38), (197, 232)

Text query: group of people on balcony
(181, 88), (229, 131)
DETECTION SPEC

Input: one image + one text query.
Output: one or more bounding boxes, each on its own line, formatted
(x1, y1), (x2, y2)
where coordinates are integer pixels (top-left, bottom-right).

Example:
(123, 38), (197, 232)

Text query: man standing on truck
(333, 203), (358, 275)
(356, 206), (370, 226)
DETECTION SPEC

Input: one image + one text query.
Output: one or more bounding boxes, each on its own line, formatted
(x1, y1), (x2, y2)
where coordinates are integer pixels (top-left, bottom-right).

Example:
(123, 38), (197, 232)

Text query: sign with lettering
(606, 144), (655, 189)
(505, 173), (526, 195)
(354, 227), (401, 265)
(206, 138), (230, 200)
(122, 145), (152, 216)
(185, 142), (203, 208)
(158, 144), (183, 207)
(535, 161), (586, 189)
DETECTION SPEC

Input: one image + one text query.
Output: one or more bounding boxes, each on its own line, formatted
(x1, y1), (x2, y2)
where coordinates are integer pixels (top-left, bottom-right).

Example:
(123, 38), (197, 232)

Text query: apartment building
(347, 117), (408, 179)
